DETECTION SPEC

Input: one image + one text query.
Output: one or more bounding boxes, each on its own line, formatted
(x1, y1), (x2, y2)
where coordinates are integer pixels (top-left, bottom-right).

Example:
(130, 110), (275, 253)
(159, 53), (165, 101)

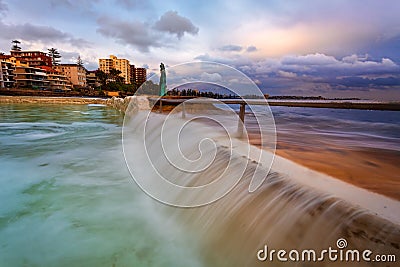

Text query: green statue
(159, 63), (166, 96)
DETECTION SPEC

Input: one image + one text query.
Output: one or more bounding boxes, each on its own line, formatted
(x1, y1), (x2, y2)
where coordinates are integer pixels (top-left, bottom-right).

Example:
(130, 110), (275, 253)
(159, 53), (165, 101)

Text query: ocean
(271, 106), (400, 150)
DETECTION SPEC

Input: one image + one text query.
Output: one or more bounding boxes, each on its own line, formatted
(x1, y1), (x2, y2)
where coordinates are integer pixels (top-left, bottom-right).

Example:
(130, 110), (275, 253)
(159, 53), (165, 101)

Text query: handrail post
(237, 103), (245, 136)
(182, 101), (186, 119)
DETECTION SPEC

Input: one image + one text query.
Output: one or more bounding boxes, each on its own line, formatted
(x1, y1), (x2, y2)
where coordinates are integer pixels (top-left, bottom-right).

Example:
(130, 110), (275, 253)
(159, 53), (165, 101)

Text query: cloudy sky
(0, 0), (399, 99)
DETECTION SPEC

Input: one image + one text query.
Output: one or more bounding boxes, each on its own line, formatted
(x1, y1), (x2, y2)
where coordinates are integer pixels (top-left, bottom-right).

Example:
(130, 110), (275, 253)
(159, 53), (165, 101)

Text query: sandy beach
(245, 109), (400, 201)
(248, 130), (400, 200)
(276, 142), (400, 200)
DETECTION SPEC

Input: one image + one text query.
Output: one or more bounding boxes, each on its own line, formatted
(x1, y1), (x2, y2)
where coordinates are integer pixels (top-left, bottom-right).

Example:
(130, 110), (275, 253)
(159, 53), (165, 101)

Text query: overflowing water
(122, 100), (400, 266)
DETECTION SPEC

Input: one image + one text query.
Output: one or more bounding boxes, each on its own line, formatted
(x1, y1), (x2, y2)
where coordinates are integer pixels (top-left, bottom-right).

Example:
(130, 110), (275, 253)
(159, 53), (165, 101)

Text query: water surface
(0, 104), (204, 267)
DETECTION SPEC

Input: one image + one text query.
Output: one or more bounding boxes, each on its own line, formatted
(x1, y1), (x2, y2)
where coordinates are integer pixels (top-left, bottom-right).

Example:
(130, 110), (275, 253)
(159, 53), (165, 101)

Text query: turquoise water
(0, 104), (204, 267)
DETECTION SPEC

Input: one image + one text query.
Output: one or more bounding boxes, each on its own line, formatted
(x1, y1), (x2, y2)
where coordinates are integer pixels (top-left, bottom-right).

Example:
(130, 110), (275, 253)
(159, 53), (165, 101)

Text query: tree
(48, 48), (61, 66)
(76, 55), (83, 66)
(109, 68), (124, 83)
(11, 40), (21, 51)
(130, 80), (138, 93)
(95, 69), (108, 88)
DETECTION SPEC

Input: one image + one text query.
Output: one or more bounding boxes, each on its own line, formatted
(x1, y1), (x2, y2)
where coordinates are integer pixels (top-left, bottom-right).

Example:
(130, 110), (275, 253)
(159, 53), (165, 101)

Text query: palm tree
(48, 48), (61, 66)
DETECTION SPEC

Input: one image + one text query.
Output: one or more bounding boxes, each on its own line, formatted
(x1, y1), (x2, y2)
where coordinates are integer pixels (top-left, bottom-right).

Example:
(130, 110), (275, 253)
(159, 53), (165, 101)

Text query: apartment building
(129, 64), (135, 85)
(86, 70), (100, 89)
(55, 64), (87, 88)
(14, 65), (49, 89)
(129, 64), (147, 87)
(40, 66), (71, 91)
(10, 50), (52, 67)
(99, 55), (130, 84)
(0, 60), (15, 88)
(134, 67), (147, 87)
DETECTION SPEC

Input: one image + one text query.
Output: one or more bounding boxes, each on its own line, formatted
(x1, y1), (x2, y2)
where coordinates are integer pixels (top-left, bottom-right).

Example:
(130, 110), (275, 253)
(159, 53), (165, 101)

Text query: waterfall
(123, 106), (400, 267)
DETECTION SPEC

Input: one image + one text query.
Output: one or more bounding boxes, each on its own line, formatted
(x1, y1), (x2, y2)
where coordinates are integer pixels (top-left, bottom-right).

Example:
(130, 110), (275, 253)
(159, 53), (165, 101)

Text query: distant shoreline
(1, 95), (400, 111)
(267, 101), (400, 111)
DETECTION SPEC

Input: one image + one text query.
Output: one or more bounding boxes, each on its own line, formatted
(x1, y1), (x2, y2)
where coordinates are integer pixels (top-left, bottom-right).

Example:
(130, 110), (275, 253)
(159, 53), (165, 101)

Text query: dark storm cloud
(236, 53), (400, 95)
(154, 10), (199, 39)
(97, 16), (160, 52)
(334, 76), (400, 88)
(97, 11), (198, 52)
(218, 45), (243, 52)
(272, 54), (399, 77)
(0, 21), (91, 48)
(362, 34), (400, 64)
